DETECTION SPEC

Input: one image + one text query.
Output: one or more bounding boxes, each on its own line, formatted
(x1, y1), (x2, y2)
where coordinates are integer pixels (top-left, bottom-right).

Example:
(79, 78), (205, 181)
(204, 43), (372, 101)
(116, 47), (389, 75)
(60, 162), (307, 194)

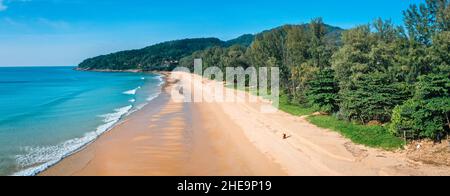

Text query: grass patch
(307, 115), (405, 150)
(231, 86), (314, 116)
(278, 94), (315, 116)
(225, 84), (276, 100)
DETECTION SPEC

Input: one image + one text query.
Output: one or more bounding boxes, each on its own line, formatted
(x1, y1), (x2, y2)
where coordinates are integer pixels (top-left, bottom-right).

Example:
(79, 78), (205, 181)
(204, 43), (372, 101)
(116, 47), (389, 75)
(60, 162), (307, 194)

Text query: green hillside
(78, 38), (225, 71)
(77, 23), (343, 71)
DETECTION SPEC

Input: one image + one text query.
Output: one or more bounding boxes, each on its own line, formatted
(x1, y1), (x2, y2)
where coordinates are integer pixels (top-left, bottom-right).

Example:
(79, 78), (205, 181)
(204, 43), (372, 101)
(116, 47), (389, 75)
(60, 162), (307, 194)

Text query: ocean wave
(129, 99), (136, 103)
(13, 105), (133, 176)
(98, 105), (133, 123)
(145, 75), (164, 102)
(12, 75), (165, 176)
(13, 132), (97, 176)
(123, 86), (141, 95)
(147, 94), (159, 101)
(156, 75), (165, 86)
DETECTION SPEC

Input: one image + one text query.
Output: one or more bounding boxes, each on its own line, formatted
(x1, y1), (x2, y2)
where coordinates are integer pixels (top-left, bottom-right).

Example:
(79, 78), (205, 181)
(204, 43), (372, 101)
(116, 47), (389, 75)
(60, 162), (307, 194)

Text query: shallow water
(0, 66), (163, 175)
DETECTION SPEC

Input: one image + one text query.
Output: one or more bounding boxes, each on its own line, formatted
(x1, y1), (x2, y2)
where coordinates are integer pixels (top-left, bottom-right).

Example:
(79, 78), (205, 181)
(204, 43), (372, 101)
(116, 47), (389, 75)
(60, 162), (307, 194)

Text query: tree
(247, 28), (289, 91)
(309, 18), (331, 69)
(402, 1), (449, 81)
(222, 45), (249, 69)
(307, 68), (339, 113)
(429, 31), (450, 74)
(285, 25), (310, 101)
(333, 20), (411, 123)
(332, 25), (373, 90)
(403, 0), (450, 46)
(339, 72), (408, 123)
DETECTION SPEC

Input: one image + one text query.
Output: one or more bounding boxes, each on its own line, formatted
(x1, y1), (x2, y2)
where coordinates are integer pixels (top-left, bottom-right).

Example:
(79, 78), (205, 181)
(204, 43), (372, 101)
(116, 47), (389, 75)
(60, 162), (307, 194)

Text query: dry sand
(41, 72), (450, 176)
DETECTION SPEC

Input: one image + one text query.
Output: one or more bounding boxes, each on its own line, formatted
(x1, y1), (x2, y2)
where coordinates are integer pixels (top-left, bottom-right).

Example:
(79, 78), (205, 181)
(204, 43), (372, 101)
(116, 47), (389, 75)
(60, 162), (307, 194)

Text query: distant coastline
(74, 67), (142, 73)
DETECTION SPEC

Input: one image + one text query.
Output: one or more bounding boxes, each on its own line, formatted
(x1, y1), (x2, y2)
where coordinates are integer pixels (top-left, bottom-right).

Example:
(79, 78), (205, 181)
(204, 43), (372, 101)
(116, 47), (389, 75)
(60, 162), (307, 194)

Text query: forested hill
(77, 23), (344, 71)
(78, 38), (225, 71)
(224, 34), (255, 47)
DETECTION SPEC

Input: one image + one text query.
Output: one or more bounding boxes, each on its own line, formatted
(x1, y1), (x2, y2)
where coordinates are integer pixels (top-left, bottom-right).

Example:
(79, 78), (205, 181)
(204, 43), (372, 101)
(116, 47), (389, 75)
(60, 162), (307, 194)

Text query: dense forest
(78, 0), (449, 141)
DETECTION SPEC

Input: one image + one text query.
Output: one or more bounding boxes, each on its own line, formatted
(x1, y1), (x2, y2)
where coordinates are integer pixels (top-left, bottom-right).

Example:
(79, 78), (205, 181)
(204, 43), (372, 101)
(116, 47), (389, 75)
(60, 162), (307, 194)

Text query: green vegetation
(390, 73), (450, 139)
(79, 37), (254, 71)
(179, 22), (343, 74)
(308, 115), (405, 150)
(224, 34), (255, 47)
(279, 94), (316, 116)
(79, 38), (224, 71)
(78, 0), (450, 145)
(332, 21), (413, 124)
(306, 68), (339, 113)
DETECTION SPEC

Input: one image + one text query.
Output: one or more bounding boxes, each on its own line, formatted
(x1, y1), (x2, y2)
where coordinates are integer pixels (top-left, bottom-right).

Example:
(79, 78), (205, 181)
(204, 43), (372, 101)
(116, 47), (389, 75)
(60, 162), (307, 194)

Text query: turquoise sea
(0, 66), (163, 176)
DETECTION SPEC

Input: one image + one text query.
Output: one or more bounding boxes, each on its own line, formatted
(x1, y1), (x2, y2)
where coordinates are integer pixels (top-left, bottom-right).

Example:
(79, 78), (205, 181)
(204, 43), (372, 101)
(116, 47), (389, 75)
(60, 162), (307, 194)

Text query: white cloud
(0, 0), (8, 11)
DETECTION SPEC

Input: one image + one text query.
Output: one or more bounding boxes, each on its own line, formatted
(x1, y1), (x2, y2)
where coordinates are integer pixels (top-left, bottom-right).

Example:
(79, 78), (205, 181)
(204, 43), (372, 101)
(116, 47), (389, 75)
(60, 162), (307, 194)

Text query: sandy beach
(41, 72), (450, 176)
(41, 72), (285, 176)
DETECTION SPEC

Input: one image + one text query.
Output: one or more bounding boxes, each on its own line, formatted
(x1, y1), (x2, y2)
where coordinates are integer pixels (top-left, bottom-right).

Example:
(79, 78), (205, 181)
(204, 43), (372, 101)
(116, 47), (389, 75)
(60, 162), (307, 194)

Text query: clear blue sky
(0, 0), (424, 66)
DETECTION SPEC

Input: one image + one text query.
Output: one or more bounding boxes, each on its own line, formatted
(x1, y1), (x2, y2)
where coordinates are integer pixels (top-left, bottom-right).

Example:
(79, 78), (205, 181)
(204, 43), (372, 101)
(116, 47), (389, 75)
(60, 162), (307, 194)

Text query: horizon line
(0, 65), (76, 68)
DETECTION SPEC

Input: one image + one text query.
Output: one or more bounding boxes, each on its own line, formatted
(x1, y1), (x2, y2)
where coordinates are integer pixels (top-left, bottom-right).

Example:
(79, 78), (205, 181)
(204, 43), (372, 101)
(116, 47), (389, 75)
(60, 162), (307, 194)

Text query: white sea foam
(145, 75), (164, 102)
(13, 105), (133, 176)
(130, 93), (161, 114)
(12, 75), (166, 176)
(129, 99), (136, 103)
(156, 75), (165, 86)
(13, 132), (97, 176)
(123, 86), (141, 95)
(134, 103), (147, 111)
(147, 94), (159, 101)
(98, 105), (132, 123)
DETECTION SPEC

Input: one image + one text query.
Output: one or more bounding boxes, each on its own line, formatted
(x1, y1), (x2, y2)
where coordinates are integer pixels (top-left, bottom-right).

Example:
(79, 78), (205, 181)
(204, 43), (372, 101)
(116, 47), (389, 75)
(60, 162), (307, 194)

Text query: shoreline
(13, 71), (168, 176)
(40, 72), (285, 176)
(40, 71), (450, 176)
